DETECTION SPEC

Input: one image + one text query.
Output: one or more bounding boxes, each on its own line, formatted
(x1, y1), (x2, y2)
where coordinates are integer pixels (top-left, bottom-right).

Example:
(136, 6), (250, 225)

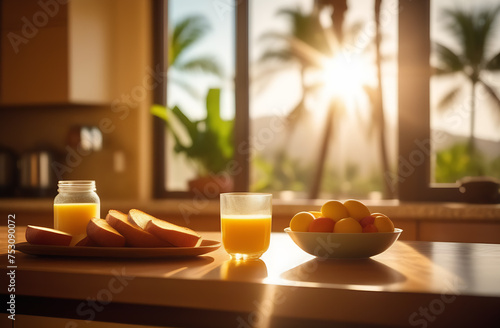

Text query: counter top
(1, 227), (499, 327)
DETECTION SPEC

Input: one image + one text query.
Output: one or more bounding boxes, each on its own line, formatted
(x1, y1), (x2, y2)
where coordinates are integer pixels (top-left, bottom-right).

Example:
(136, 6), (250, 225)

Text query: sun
(321, 53), (375, 111)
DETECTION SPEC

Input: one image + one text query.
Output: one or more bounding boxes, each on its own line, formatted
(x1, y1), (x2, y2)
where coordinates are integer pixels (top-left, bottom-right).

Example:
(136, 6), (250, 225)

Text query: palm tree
(257, 7), (330, 131)
(168, 16), (223, 99)
(308, 0), (348, 199)
(373, 0), (394, 198)
(256, 7), (331, 197)
(433, 6), (500, 156)
(257, 4), (362, 198)
(257, 2), (395, 199)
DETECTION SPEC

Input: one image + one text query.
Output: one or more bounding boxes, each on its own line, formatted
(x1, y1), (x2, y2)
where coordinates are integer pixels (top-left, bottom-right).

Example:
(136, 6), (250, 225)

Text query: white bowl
(285, 228), (402, 259)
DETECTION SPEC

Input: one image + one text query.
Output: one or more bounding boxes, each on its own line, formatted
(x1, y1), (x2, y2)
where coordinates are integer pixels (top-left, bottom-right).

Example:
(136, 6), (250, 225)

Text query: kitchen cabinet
(0, 0), (114, 105)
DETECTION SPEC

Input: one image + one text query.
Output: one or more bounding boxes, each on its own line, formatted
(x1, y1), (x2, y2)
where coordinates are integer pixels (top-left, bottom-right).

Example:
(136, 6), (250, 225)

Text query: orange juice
(221, 215), (271, 258)
(54, 203), (99, 236)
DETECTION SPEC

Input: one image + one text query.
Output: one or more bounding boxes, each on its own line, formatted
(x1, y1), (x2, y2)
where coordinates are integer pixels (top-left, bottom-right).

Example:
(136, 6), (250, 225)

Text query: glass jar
(54, 180), (100, 236)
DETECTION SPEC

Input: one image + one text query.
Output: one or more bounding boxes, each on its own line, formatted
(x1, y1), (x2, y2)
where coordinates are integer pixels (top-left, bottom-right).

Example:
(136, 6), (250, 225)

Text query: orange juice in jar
(54, 181), (100, 236)
(220, 193), (272, 260)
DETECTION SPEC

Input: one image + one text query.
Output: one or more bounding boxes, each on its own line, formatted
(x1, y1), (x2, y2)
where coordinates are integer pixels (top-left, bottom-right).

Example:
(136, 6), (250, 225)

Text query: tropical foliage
(168, 16), (222, 98)
(252, 152), (384, 198)
(152, 89), (233, 176)
(435, 142), (500, 183)
(153, 15), (230, 177)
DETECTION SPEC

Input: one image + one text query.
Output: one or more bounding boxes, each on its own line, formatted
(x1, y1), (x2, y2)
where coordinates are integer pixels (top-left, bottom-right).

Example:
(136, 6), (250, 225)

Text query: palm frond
(473, 6), (500, 64)
(436, 86), (461, 111)
(441, 6), (500, 68)
(276, 7), (331, 56)
(287, 36), (325, 68)
(257, 49), (294, 64)
(174, 56), (223, 76)
(170, 16), (210, 65)
(259, 30), (289, 41)
(486, 51), (500, 71)
(478, 79), (500, 109)
(432, 42), (464, 75)
(442, 9), (477, 65)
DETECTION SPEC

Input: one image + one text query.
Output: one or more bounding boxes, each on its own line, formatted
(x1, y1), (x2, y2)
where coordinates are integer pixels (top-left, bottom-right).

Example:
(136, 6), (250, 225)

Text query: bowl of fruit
(285, 199), (402, 259)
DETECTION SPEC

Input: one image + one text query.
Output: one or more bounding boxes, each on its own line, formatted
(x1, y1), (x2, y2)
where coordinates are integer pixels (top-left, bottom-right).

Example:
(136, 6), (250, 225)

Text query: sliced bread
(87, 218), (126, 247)
(106, 209), (172, 247)
(128, 208), (154, 230)
(25, 225), (73, 246)
(128, 209), (201, 247)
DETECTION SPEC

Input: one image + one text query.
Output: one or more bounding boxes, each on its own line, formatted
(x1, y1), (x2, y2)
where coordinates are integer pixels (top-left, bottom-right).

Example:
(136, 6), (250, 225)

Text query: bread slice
(128, 208), (154, 230)
(128, 209), (201, 247)
(25, 225), (73, 246)
(87, 218), (126, 247)
(106, 209), (172, 247)
(146, 219), (202, 247)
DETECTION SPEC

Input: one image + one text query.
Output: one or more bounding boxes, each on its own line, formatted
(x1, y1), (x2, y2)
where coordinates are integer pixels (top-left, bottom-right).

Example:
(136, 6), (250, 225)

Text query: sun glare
(322, 54), (374, 107)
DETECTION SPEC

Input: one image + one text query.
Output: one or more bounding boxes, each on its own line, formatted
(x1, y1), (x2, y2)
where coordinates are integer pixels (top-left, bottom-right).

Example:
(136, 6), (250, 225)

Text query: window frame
(397, 0), (461, 202)
(152, 0), (249, 198)
(153, 0), (468, 202)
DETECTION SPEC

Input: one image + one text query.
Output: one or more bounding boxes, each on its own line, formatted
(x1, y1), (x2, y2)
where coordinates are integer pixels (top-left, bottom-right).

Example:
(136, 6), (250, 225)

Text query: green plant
(435, 142), (487, 183)
(251, 152), (313, 192)
(152, 88), (234, 176)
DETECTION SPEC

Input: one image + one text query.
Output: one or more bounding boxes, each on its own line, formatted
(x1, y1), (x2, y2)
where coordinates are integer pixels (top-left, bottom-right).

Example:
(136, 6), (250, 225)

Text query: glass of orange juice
(220, 193), (272, 260)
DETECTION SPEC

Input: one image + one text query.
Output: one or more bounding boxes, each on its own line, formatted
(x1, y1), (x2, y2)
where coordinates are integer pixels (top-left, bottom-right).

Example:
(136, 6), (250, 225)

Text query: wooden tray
(15, 239), (221, 258)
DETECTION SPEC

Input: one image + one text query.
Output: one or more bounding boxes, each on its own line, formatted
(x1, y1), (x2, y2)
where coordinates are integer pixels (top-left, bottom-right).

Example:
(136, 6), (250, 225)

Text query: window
(430, 0), (500, 184)
(248, 0), (398, 200)
(152, 0), (242, 198)
(398, 0), (500, 202)
(153, 0), (499, 203)
(153, 0), (399, 200)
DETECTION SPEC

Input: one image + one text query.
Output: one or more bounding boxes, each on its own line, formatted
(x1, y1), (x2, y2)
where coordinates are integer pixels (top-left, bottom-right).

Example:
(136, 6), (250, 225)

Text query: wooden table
(1, 227), (499, 327)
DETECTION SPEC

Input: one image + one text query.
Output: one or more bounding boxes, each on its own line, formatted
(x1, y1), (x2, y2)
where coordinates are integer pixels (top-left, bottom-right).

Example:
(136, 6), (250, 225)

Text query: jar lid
(58, 180), (96, 192)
